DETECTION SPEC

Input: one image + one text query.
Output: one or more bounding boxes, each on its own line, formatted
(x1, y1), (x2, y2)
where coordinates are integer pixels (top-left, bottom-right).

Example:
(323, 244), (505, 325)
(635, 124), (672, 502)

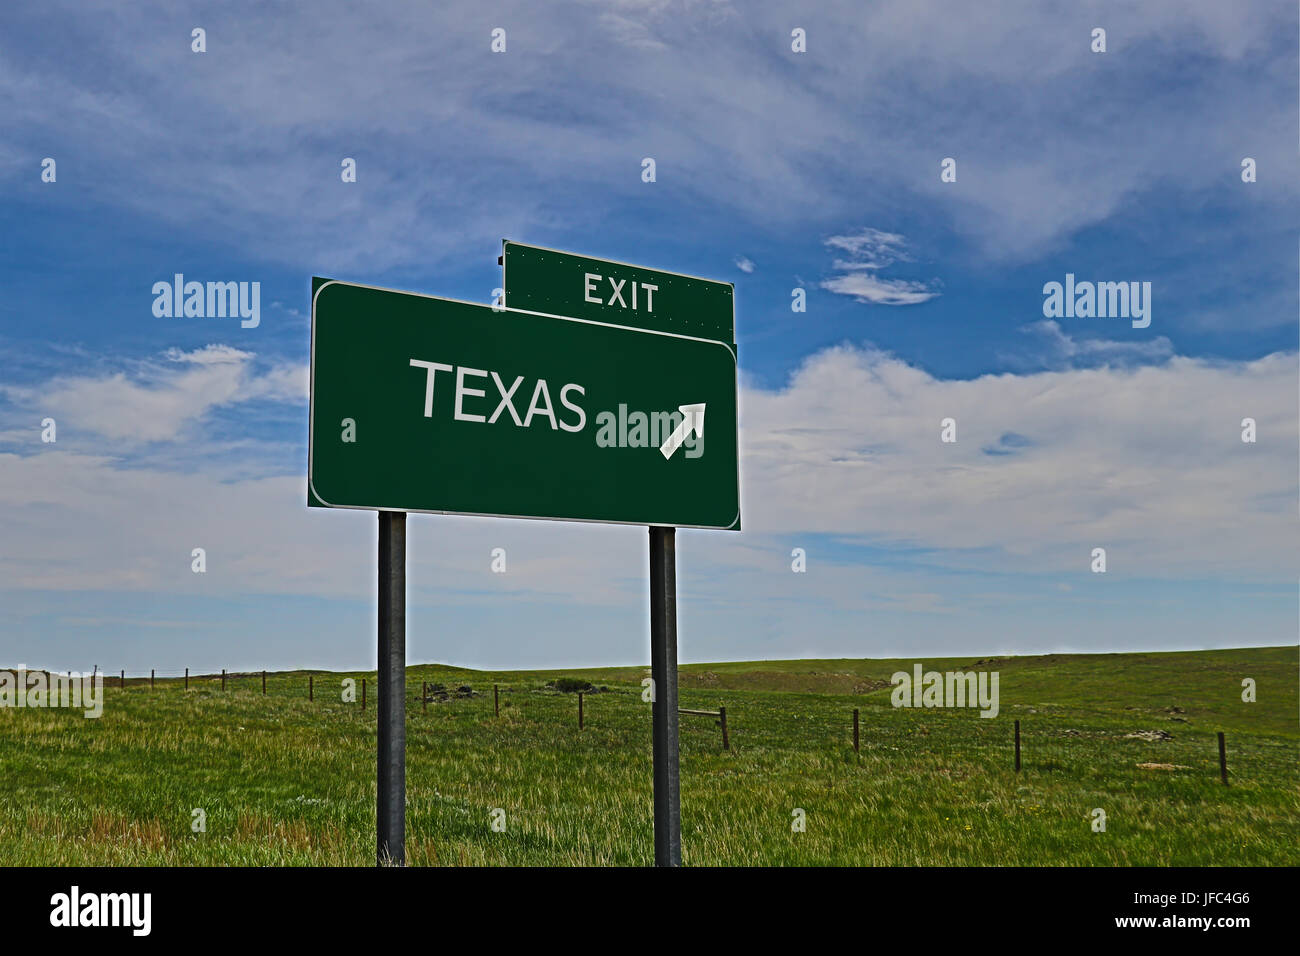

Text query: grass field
(1, 646), (1296, 866)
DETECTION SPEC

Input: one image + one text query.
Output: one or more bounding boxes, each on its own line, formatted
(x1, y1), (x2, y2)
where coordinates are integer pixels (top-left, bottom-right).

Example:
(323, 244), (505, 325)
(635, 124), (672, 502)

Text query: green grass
(1, 647), (1295, 865)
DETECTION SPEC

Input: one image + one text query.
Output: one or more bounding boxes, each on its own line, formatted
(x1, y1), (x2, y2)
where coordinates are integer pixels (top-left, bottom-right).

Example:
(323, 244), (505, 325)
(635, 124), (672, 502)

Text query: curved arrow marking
(659, 403), (706, 459)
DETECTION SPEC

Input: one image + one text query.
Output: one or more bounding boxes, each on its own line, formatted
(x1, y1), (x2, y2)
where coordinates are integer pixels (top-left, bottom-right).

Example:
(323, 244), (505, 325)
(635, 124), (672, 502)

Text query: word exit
(584, 273), (658, 312)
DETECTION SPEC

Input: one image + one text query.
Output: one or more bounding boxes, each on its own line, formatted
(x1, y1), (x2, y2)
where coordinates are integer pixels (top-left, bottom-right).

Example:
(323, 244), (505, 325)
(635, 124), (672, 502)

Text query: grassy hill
(1, 646), (1295, 865)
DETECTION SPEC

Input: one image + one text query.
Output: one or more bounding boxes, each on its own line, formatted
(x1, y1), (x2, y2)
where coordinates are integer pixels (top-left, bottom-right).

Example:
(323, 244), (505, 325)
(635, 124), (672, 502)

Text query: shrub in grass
(549, 678), (593, 693)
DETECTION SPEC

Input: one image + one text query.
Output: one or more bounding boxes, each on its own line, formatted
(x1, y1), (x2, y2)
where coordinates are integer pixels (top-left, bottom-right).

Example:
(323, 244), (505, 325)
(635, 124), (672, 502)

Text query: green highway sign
(313, 250), (740, 864)
(309, 278), (740, 529)
(501, 240), (735, 344)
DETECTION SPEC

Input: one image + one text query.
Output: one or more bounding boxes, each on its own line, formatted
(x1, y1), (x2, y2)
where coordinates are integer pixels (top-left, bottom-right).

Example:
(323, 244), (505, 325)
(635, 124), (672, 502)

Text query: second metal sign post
(503, 243), (737, 867)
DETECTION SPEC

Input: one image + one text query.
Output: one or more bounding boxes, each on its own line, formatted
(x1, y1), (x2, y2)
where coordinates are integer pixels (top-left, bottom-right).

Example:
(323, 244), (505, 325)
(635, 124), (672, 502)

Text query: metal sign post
(377, 511), (406, 865)
(649, 526), (681, 866)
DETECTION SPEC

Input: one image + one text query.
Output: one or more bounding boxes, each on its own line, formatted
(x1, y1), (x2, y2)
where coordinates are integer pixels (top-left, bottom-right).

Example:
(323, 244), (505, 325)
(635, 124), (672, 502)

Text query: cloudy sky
(1, 0), (1297, 672)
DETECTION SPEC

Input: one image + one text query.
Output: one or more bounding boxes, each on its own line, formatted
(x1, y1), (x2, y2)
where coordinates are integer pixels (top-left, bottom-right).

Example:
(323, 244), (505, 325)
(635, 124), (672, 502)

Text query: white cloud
(595, 12), (672, 50)
(245, 362), (310, 403)
(734, 256), (755, 273)
(1, 347), (306, 444)
(1019, 320), (1176, 364)
(164, 345), (249, 366)
(741, 344), (1297, 577)
(0, 450), (647, 604)
(820, 272), (939, 306)
(824, 228), (910, 270)
(820, 229), (940, 305)
(0, 340), (1294, 666)
(0, 342), (1293, 608)
(3, 1), (1293, 270)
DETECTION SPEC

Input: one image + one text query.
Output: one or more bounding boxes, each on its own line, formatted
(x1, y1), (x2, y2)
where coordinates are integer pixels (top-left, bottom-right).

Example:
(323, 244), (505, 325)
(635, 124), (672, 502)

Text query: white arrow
(659, 403), (706, 460)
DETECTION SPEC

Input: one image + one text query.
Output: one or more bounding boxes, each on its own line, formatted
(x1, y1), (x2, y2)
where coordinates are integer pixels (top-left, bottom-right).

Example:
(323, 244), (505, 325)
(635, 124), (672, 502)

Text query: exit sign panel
(501, 241), (735, 344)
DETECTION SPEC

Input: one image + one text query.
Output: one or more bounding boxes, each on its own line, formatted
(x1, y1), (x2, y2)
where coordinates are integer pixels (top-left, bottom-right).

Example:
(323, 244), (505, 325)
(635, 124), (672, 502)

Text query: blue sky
(1, 0), (1297, 673)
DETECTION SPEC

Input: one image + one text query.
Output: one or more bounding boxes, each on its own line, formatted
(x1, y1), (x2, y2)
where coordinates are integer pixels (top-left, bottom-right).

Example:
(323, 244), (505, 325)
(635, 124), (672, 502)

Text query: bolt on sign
(309, 277), (739, 530)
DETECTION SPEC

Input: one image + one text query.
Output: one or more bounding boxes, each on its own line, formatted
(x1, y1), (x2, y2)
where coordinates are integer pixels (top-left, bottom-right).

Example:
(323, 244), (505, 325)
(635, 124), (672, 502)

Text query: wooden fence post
(120, 669), (125, 689)
(679, 707), (730, 751)
(494, 684), (499, 717)
(221, 668), (226, 692)
(262, 671), (266, 695)
(578, 692), (584, 730)
(185, 667), (188, 691)
(853, 708), (859, 753)
(1218, 731), (1228, 786)
(151, 669), (155, 690)
(1014, 719), (1021, 772)
(422, 681), (428, 715)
